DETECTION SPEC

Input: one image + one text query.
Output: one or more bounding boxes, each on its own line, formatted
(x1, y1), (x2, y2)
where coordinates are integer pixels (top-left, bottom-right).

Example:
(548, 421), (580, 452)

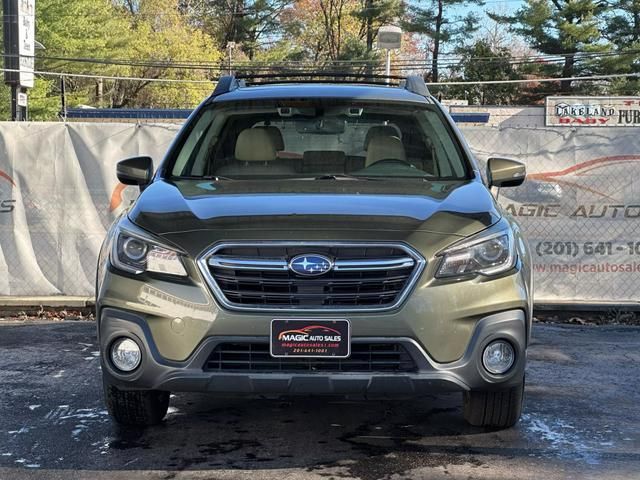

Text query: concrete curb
(535, 301), (640, 311)
(0, 297), (95, 316)
(0, 296), (94, 308)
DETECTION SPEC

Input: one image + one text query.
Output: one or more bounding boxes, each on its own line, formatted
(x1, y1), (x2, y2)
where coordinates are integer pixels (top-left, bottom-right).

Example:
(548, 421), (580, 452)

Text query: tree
(320, 0), (349, 60)
(492, 0), (604, 92)
(352, 0), (403, 52)
(0, 0), (129, 119)
(597, 0), (640, 95)
(603, 0), (640, 45)
(189, 0), (292, 59)
(278, 0), (365, 63)
(111, 0), (221, 108)
(453, 39), (520, 105)
(403, 0), (484, 83)
(0, 0), (223, 119)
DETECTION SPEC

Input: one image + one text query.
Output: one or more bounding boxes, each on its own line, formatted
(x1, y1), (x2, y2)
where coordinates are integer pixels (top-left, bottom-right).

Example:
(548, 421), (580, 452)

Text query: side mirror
(116, 156), (153, 186)
(487, 157), (526, 188)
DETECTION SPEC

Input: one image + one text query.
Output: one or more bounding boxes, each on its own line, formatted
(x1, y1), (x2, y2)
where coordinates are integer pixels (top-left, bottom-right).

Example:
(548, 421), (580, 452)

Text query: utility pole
(10, 86), (19, 121)
(60, 76), (67, 121)
(3, 0), (35, 121)
(227, 42), (236, 75)
(97, 77), (104, 108)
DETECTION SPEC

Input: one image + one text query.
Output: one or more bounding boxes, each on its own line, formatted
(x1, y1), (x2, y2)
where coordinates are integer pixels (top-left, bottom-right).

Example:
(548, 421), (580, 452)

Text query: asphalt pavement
(0, 319), (638, 480)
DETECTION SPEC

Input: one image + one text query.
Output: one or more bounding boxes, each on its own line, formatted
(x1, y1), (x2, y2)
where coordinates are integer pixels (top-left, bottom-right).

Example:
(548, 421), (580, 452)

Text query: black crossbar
(246, 79), (399, 87)
(211, 73), (430, 97)
(235, 72), (406, 80)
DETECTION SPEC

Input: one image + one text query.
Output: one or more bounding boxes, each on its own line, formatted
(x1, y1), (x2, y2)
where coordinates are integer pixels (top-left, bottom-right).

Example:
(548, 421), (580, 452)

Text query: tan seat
(216, 128), (294, 176)
(364, 125), (401, 150)
(365, 136), (407, 167)
(255, 126), (284, 151)
(235, 128), (278, 162)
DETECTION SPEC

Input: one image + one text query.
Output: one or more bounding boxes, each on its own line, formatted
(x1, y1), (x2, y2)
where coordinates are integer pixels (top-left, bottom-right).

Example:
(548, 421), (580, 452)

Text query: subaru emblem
(289, 254), (333, 277)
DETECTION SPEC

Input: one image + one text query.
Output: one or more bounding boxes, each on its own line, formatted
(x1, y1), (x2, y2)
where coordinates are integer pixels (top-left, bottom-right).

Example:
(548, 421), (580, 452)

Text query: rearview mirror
(116, 156), (153, 186)
(487, 157), (526, 188)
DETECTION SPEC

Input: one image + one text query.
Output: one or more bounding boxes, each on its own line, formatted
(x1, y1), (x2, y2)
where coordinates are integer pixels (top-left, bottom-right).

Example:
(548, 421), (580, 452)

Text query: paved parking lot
(0, 320), (638, 480)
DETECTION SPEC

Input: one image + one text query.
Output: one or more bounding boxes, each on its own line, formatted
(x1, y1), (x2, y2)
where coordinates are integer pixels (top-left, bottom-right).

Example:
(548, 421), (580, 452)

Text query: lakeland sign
(546, 97), (640, 127)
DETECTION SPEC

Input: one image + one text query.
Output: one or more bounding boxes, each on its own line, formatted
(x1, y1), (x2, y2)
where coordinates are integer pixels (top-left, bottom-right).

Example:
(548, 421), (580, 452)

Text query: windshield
(169, 100), (470, 180)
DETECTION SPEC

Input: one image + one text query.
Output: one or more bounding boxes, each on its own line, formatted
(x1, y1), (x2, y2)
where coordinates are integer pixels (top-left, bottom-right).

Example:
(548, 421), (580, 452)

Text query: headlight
(111, 228), (187, 277)
(436, 230), (516, 278)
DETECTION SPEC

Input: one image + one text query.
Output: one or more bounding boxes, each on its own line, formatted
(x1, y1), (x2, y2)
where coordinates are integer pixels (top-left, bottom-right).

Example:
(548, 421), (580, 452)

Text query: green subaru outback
(96, 74), (531, 429)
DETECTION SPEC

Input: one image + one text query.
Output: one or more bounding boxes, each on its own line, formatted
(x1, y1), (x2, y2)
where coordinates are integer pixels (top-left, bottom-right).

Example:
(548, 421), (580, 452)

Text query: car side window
(420, 111), (466, 178)
(172, 109), (215, 176)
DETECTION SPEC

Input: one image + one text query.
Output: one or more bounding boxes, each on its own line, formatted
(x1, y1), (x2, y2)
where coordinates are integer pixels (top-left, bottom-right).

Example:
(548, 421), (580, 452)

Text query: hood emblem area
(288, 254), (333, 276)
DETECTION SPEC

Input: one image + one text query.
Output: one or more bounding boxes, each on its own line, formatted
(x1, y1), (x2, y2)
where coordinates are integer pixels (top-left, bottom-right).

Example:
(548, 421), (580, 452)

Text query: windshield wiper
(312, 174), (383, 181)
(174, 175), (234, 181)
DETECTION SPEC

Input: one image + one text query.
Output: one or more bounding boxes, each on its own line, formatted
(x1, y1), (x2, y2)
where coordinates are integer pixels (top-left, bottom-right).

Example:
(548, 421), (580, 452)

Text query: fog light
(110, 337), (141, 372)
(482, 340), (515, 374)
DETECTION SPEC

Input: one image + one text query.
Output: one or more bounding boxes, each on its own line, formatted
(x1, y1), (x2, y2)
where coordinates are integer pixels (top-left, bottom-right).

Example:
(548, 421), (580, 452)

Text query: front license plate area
(270, 319), (351, 358)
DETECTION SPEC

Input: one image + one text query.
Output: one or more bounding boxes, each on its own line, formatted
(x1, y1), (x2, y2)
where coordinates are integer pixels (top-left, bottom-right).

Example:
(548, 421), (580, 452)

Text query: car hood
(128, 178), (500, 241)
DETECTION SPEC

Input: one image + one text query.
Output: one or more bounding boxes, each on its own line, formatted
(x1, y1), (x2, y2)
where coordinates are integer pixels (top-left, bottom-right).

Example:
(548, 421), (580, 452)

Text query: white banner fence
(0, 121), (639, 304)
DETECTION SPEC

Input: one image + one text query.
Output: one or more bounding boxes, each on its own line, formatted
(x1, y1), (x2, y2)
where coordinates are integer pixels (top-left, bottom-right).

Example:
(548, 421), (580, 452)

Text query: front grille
(199, 243), (424, 311)
(204, 342), (417, 373)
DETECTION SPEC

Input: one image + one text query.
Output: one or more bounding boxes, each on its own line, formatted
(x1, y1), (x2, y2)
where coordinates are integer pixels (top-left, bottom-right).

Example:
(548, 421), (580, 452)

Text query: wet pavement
(0, 320), (638, 479)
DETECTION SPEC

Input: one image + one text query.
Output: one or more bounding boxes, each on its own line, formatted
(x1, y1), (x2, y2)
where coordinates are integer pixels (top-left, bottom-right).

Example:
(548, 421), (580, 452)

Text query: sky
(450, 0), (522, 19)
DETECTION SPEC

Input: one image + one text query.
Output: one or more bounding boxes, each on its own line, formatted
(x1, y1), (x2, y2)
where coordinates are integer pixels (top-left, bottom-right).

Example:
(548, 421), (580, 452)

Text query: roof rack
(211, 72), (430, 97)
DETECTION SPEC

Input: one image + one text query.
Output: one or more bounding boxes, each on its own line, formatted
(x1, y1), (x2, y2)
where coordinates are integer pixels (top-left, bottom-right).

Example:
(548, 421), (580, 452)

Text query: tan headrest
(235, 128), (277, 162)
(364, 125), (401, 150)
(256, 126), (284, 151)
(366, 136), (406, 167)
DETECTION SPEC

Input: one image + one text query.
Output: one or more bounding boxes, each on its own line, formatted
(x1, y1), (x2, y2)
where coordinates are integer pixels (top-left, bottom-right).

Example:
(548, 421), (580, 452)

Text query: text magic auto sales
(279, 332), (342, 349)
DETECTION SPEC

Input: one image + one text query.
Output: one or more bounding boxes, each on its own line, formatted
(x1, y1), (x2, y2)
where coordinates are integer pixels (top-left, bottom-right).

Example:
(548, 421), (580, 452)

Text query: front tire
(104, 380), (170, 426)
(463, 379), (524, 428)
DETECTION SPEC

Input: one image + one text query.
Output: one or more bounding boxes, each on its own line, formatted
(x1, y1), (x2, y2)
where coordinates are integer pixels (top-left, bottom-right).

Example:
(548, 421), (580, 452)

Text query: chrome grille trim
(197, 241), (426, 313)
(333, 257), (415, 271)
(209, 255), (416, 272)
(209, 256), (289, 271)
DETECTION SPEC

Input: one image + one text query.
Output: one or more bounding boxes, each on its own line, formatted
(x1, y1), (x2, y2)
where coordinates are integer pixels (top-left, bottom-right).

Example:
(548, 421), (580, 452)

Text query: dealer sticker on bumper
(270, 319), (351, 358)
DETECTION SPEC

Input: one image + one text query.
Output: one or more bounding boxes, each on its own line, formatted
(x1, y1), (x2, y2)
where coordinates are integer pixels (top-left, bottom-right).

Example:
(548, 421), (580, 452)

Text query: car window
(170, 100), (470, 180)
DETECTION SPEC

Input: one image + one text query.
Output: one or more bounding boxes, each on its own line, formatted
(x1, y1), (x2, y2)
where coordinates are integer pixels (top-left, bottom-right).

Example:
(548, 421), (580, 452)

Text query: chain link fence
(1, 107), (639, 303)
(0, 122), (180, 296)
(459, 106), (640, 303)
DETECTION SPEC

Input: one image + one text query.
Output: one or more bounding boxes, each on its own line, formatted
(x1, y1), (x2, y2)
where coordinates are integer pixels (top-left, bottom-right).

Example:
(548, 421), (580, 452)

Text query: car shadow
(100, 393), (503, 473)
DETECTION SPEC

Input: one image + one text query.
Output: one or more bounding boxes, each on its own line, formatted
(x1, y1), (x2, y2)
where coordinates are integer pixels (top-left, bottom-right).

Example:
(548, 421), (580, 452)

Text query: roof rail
(211, 72), (431, 97)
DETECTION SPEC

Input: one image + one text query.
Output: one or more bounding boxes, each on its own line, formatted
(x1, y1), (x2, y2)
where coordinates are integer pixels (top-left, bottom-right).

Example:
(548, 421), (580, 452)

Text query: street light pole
(378, 25), (402, 82)
(385, 49), (391, 78)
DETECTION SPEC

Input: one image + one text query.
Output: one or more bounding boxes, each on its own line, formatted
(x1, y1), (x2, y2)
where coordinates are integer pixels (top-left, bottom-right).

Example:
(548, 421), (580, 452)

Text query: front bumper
(99, 308), (526, 395)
